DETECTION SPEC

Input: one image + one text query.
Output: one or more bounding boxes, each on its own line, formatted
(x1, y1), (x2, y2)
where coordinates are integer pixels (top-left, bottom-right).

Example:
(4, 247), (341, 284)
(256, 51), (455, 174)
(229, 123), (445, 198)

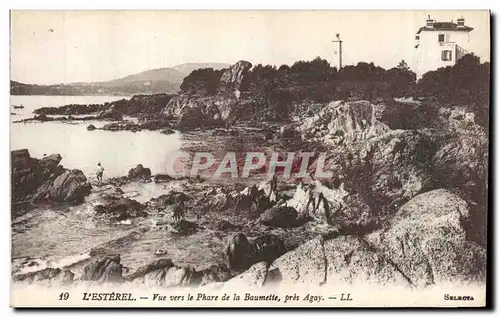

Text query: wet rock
(34, 103), (102, 115)
(102, 121), (141, 132)
(94, 196), (148, 221)
(106, 176), (130, 187)
(225, 232), (286, 273)
(154, 249), (167, 256)
(128, 164), (152, 180)
(225, 233), (251, 272)
(250, 233), (287, 266)
(280, 124), (301, 140)
(125, 258), (217, 288)
(125, 258), (174, 281)
(211, 128), (239, 137)
(170, 219), (198, 235)
(87, 124), (97, 131)
(12, 150), (66, 203)
(259, 206), (302, 228)
(13, 268), (75, 286)
(33, 169), (93, 204)
(81, 255), (123, 283)
(150, 191), (189, 207)
(215, 219), (240, 231)
(153, 174), (174, 183)
(160, 128), (175, 135)
(366, 189), (487, 289)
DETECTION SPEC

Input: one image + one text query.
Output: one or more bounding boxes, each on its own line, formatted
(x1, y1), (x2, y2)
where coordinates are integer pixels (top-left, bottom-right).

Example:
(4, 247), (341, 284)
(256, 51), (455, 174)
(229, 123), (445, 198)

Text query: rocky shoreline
(11, 60), (488, 291)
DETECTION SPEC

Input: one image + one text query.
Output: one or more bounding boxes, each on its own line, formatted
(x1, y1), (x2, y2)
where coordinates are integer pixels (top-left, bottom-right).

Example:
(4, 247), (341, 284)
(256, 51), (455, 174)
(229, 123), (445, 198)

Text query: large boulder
(225, 232), (286, 273)
(176, 107), (208, 131)
(81, 255), (123, 283)
(225, 233), (251, 272)
(366, 189), (487, 289)
(259, 206), (301, 228)
(12, 150), (92, 205)
(94, 196), (148, 221)
(128, 164), (152, 180)
(125, 258), (230, 288)
(33, 169), (92, 203)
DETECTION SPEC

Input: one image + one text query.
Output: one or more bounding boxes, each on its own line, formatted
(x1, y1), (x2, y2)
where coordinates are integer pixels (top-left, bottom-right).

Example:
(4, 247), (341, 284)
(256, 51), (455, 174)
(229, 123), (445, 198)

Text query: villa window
(441, 50), (452, 61)
(438, 34), (445, 42)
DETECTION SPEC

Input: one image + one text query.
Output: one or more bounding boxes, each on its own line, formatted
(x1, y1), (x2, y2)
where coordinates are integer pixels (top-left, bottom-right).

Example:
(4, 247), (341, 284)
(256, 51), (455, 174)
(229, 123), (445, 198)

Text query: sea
(10, 95), (225, 277)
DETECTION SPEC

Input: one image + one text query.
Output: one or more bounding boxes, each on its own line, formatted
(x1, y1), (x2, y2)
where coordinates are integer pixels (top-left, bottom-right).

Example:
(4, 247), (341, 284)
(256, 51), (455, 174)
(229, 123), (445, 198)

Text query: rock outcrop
(128, 164), (152, 181)
(11, 150), (92, 206)
(366, 189), (487, 289)
(82, 255), (124, 283)
(94, 196), (148, 222)
(225, 232), (286, 273)
(299, 100), (390, 146)
(13, 268), (75, 286)
(218, 60), (252, 97)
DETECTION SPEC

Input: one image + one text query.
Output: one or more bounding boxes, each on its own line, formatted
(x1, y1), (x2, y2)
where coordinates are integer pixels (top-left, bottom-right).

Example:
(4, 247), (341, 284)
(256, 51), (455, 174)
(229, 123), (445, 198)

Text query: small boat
(13, 105), (24, 109)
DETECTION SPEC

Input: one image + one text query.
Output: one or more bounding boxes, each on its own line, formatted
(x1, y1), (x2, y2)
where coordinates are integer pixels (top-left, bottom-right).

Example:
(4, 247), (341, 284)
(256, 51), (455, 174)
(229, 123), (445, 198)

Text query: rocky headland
(11, 57), (489, 292)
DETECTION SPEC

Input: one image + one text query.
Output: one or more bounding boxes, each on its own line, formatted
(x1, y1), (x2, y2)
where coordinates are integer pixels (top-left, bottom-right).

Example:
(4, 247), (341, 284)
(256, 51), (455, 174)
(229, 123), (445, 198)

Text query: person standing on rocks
(96, 162), (104, 187)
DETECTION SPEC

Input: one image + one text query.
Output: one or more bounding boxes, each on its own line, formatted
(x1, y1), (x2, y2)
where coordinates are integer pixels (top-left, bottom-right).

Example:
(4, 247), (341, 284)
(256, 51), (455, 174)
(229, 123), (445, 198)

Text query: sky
(10, 10), (491, 85)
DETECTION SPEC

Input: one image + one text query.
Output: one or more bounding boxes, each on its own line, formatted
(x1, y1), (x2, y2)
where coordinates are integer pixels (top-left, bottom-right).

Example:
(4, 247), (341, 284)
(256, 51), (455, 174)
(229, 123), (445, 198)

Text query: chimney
(457, 17), (465, 28)
(426, 15), (434, 27)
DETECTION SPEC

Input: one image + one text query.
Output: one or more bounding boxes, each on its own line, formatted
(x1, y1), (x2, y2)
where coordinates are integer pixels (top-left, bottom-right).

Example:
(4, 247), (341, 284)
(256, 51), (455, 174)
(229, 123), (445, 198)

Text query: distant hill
(10, 62), (231, 96)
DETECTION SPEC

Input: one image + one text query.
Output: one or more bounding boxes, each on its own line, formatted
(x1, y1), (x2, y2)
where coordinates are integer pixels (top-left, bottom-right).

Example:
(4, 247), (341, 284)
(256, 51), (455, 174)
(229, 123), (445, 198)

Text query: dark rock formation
(225, 232), (286, 273)
(153, 174), (174, 183)
(160, 128), (175, 135)
(225, 233), (251, 272)
(34, 103), (103, 115)
(33, 169), (93, 203)
(128, 164), (152, 180)
(259, 206), (302, 228)
(11, 150), (92, 205)
(87, 124), (96, 131)
(170, 219), (198, 235)
(94, 196), (148, 221)
(366, 189), (487, 289)
(150, 191), (189, 207)
(82, 255), (123, 283)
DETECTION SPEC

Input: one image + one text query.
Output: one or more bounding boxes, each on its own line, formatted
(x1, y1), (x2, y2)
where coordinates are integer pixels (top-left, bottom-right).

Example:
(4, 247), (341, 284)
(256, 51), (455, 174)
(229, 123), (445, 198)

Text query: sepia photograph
(9, 9), (491, 308)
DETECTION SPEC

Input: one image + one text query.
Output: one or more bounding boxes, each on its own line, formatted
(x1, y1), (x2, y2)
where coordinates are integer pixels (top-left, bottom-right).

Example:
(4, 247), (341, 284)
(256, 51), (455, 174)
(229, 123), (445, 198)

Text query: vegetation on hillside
(180, 53), (489, 125)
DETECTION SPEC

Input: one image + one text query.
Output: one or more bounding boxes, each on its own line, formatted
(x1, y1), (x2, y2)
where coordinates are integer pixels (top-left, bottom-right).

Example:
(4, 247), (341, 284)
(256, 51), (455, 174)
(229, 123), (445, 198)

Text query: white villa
(414, 16), (474, 78)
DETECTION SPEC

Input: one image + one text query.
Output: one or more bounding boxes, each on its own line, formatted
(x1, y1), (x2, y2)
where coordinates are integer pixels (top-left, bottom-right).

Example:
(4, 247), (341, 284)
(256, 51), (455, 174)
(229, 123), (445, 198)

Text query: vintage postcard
(9, 10), (490, 308)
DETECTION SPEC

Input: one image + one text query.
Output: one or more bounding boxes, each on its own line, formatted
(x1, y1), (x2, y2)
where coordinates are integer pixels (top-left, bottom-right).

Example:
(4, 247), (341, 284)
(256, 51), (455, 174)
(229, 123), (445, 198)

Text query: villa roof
(416, 22), (473, 34)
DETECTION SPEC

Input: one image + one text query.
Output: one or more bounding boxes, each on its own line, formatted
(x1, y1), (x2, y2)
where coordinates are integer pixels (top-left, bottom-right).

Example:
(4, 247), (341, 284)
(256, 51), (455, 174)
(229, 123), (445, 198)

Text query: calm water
(10, 95), (210, 275)
(10, 95), (182, 179)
